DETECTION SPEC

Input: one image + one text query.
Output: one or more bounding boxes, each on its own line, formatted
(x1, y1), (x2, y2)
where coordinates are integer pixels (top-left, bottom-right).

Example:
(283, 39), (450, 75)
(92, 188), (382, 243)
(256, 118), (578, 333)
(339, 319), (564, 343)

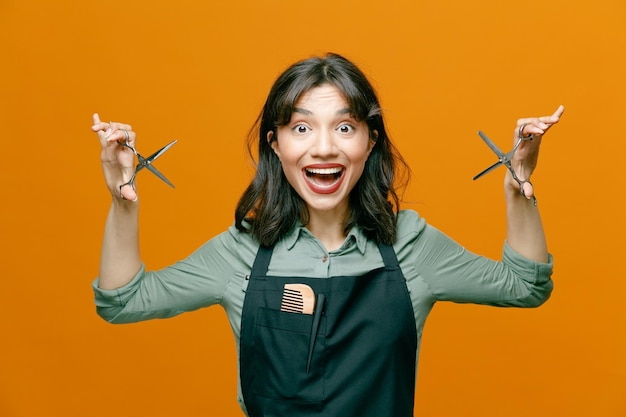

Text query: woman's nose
(311, 129), (338, 157)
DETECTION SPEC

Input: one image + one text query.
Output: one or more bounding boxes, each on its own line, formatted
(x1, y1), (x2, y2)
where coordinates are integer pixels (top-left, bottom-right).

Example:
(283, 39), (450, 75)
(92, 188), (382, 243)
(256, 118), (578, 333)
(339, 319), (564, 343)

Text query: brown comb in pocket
(280, 284), (315, 314)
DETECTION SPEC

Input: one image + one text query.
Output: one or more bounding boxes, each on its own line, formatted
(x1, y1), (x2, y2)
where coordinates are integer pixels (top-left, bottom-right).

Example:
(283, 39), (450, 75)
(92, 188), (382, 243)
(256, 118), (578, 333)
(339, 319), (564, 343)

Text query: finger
(522, 181), (534, 199)
(94, 117), (132, 138)
(108, 121), (133, 131)
(120, 184), (138, 202)
(91, 113), (110, 134)
(105, 124), (135, 145)
(90, 115), (125, 145)
(520, 122), (547, 138)
(109, 128), (137, 147)
(105, 128), (124, 143)
(90, 114), (132, 133)
(517, 107), (564, 139)
(538, 104), (565, 126)
(516, 104), (565, 130)
(516, 122), (542, 142)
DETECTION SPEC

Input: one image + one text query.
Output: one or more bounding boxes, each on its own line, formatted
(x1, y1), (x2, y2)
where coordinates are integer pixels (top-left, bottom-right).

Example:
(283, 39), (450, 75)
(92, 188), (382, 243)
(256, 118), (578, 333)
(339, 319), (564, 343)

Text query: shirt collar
(283, 221), (368, 255)
(284, 223), (305, 250)
(349, 223), (369, 255)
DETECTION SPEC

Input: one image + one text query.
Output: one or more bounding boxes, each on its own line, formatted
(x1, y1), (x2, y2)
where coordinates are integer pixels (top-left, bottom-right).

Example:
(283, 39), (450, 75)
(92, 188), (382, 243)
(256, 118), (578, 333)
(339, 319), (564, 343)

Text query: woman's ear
(267, 130), (280, 158)
(368, 129), (378, 154)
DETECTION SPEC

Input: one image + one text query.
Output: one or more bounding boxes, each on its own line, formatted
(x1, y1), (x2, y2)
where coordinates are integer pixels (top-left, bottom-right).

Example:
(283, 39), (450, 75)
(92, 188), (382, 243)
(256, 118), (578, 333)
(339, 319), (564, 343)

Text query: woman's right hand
(91, 113), (138, 201)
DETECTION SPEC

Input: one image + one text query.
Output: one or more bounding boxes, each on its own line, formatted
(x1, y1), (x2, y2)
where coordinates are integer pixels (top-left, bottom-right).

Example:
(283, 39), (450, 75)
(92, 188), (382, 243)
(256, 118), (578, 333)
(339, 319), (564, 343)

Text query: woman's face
(269, 84), (375, 219)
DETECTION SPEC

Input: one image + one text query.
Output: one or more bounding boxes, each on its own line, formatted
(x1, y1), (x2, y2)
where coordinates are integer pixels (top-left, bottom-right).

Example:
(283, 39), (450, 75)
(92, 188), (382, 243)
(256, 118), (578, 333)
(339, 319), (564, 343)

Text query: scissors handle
(505, 161), (538, 206)
(119, 172), (139, 195)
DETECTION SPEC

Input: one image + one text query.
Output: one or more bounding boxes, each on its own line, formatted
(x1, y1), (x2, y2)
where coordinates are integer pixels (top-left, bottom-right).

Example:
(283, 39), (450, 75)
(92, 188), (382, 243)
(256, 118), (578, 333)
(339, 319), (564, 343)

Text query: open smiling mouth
(304, 166), (345, 194)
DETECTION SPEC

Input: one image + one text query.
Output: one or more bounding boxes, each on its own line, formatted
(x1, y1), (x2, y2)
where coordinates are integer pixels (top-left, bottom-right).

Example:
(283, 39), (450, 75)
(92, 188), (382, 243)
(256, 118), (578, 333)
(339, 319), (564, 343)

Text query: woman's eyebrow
(292, 107), (352, 116)
(293, 107), (312, 115)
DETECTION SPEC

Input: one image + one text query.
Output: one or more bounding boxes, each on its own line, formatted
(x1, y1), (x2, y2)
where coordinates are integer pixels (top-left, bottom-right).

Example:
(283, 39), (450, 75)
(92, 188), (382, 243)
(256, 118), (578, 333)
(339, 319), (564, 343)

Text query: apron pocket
(253, 307), (326, 402)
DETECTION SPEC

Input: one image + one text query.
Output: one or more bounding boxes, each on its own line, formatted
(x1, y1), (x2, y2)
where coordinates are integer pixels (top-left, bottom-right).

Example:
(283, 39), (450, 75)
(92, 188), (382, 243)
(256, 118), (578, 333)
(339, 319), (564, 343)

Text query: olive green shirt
(93, 209), (553, 412)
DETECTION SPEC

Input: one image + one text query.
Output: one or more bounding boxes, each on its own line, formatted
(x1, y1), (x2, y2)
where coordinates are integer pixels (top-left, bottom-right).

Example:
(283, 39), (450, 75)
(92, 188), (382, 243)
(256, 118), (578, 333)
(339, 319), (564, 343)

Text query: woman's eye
(338, 124), (354, 134)
(294, 124), (310, 134)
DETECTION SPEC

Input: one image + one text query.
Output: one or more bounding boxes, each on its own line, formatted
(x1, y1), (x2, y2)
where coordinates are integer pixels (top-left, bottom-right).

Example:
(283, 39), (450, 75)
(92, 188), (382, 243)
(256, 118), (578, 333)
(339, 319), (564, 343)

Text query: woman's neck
(305, 208), (348, 252)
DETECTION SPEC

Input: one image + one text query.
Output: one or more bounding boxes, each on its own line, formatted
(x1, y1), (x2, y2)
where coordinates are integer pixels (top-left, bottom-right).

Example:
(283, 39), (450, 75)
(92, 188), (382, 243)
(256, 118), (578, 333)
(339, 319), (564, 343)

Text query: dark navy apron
(239, 243), (417, 417)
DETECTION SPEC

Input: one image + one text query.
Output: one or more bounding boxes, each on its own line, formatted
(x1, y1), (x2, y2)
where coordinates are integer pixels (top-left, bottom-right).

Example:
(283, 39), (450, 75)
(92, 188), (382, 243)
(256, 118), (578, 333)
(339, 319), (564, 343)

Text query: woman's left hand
(508, 105), (565, 199)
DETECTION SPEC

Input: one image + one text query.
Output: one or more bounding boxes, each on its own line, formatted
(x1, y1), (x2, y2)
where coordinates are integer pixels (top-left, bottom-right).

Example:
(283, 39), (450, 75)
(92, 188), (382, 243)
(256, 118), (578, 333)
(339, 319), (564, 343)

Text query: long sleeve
(92, 227), (255, 323)
(396, 211), (553, 308)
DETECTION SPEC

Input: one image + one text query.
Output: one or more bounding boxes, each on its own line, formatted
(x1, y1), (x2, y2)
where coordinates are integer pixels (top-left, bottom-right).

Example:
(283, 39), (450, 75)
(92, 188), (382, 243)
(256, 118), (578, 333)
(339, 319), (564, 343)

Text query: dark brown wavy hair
(235, 53), (410, 246)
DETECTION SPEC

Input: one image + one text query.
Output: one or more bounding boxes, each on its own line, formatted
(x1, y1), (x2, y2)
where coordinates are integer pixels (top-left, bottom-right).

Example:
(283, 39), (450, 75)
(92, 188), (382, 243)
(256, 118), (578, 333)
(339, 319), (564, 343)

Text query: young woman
(91, 53), (563, 417)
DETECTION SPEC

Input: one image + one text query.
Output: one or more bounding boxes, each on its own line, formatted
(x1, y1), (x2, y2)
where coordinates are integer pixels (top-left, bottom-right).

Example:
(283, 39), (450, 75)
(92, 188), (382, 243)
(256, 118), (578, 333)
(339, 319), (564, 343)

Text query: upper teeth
(306, 167), (342, 175)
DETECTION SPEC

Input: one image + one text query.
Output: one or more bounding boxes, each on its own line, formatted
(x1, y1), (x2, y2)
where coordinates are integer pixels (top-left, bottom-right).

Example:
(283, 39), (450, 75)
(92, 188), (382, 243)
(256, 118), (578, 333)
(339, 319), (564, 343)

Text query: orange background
(1, 0), (624, 416)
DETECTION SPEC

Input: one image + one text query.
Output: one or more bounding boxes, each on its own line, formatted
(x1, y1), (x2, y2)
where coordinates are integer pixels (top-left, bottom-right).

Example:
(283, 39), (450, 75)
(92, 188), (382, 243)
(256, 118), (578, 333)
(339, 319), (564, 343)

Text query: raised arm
(505, 105), (564, 262)
(91, 113), (142, 289)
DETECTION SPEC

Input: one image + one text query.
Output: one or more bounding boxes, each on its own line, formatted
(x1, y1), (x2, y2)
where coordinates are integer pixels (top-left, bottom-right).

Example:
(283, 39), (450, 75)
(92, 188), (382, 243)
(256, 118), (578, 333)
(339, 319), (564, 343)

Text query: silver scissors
(119, 129), (177, 196)
(472, 125), (537, 205)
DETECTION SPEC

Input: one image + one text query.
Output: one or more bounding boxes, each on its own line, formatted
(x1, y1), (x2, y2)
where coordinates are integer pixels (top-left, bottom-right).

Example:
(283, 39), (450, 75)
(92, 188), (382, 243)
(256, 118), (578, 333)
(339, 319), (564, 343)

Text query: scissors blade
(138, 140), (178, 188)
(477, 131), (505, 159)
(472, 160), (503, 180)
(146, 164), (176, 188)
(145, 139), (178, 163)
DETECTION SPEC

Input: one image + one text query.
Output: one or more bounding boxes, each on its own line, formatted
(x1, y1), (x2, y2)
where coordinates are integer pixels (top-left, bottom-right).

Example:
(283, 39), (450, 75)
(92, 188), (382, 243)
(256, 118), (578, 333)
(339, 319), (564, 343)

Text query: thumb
(521, 181), (534, 199)
(120, 184), (138, 202)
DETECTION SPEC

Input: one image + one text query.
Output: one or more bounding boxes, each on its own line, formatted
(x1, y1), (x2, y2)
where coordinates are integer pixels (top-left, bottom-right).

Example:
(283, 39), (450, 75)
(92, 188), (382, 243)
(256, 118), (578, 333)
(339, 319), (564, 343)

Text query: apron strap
(250, 244), (274, 277)
(377, 243), (400, 269)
